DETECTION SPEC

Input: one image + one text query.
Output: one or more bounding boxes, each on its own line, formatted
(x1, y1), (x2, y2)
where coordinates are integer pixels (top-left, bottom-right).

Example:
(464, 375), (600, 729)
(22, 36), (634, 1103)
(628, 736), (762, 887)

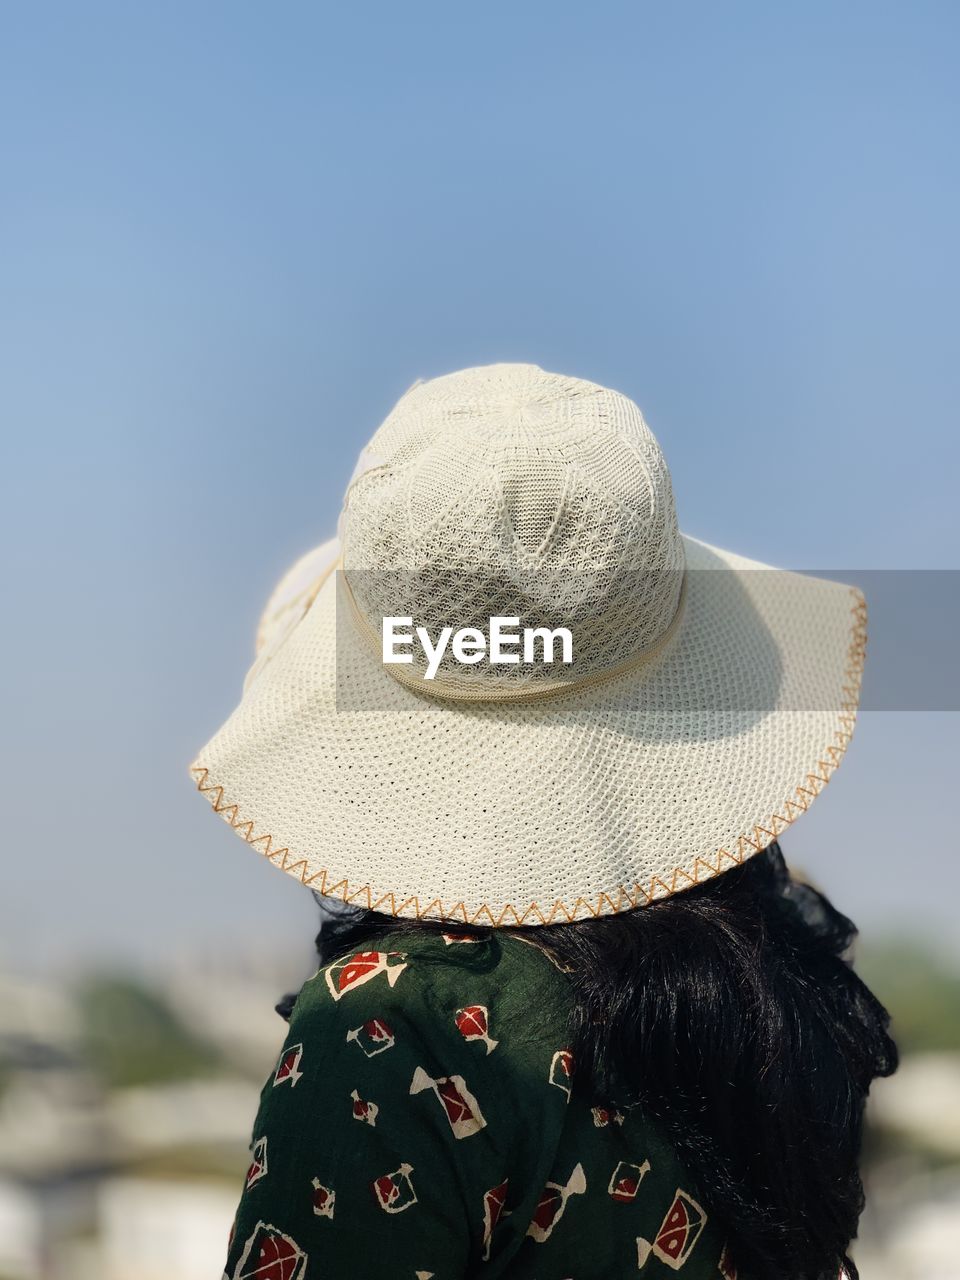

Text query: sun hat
(190, 363), (865, 927)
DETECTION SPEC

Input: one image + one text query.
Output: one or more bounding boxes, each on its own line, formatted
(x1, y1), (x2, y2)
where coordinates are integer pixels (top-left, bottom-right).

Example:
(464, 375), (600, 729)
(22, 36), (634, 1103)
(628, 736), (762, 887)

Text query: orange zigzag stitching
(191, 589), (867, 928)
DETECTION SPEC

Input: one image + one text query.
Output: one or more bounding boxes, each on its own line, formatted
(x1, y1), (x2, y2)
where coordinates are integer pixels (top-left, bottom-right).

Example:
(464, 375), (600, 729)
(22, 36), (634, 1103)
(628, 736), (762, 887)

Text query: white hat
(190, 364), (865, 927)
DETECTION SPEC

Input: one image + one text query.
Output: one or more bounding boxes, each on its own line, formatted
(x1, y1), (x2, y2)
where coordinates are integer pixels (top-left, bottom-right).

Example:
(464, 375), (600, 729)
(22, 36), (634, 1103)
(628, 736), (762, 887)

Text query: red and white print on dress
(455, 1004), (498, 1054)
(273, 1043), (303, 1088)
(245, 1137), (268, 1190)
(324, 951), (408, 1001)
(607, 1159), (651, 1202)
(591, 1105), (625, 1127)
(350, 1088), (379, 1126)
(310, 1178), (335, 1219)
(548, 1049), (575, 1098)
(526, 1163), (587, 1243)
(409, 1066), (487, 1139)
(481, 1179), (509, 1261)
(232, 1221), (307, 1280)
(372, 1162), (418, 1213)
(637, 1189), (708, 1270)
(345, 1017), (396, 1057)
(718, 1242), (737, 1279)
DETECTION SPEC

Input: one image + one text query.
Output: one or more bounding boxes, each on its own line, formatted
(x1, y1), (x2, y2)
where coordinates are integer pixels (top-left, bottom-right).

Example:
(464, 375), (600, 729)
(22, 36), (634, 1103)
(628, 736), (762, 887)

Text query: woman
(192, 364), (895, 1279)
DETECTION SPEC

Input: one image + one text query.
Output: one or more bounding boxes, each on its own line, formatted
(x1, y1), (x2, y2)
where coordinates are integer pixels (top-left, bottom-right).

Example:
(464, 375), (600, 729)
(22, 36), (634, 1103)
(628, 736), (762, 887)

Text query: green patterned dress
(223, 928), (737, 1280)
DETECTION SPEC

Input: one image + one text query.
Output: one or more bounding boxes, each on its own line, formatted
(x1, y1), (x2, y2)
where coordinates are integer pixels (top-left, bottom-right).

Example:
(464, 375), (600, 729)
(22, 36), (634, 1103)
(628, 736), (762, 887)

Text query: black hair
(282, 843), (896, 1280)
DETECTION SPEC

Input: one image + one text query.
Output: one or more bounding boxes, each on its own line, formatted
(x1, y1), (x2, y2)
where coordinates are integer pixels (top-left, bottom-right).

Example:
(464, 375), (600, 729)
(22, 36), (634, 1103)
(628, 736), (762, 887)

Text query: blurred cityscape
(0, 950), (299, 1280)
(1, 937), (959, 1279)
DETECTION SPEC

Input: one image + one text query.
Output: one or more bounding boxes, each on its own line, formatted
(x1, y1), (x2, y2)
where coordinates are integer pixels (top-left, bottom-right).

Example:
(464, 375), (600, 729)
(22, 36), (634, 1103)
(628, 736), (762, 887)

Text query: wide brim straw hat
(190, 364), (865, 927)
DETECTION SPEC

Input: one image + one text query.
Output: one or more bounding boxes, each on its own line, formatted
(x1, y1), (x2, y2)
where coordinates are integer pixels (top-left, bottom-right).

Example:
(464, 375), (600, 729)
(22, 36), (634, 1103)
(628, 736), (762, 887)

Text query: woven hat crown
(340, 363), (685, 690)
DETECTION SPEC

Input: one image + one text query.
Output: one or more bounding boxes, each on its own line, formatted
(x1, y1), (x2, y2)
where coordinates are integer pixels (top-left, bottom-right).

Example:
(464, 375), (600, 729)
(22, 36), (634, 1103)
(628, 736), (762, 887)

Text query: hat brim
(191, 535), (865, 926)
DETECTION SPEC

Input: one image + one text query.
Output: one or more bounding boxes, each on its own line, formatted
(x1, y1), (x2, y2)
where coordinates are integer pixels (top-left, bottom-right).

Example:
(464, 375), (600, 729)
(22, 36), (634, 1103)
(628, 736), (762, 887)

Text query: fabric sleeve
(221, 938), (572, 1280)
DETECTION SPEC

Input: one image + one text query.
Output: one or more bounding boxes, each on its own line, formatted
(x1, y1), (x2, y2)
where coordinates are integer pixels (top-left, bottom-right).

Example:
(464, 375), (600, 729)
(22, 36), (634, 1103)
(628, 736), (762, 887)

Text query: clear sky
(2, 1), (958, 974)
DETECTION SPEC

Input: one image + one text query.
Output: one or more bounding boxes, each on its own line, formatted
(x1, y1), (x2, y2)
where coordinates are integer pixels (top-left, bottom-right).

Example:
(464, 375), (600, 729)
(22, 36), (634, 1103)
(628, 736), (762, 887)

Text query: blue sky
(2, 1), (958, 972)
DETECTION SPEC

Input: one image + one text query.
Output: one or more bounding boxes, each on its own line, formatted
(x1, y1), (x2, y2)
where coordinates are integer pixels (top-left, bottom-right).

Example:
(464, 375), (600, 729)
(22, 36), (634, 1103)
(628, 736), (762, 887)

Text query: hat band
(338, 567), (688, 704)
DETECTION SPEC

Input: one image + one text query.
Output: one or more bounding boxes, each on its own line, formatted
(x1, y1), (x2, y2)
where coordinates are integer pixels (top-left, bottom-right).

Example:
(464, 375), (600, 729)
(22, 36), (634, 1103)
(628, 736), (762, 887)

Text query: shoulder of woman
(231, 932), (580, 1278)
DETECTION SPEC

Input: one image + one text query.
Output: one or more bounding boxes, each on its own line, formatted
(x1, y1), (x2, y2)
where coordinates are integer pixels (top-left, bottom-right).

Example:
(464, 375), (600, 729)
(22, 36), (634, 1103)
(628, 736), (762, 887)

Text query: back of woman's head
(304, 843), (897, 1280)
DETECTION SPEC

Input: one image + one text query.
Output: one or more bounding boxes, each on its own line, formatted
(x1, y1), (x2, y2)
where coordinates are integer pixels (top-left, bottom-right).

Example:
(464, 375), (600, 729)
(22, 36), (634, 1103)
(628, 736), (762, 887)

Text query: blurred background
(2, 2), (959, 1277)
